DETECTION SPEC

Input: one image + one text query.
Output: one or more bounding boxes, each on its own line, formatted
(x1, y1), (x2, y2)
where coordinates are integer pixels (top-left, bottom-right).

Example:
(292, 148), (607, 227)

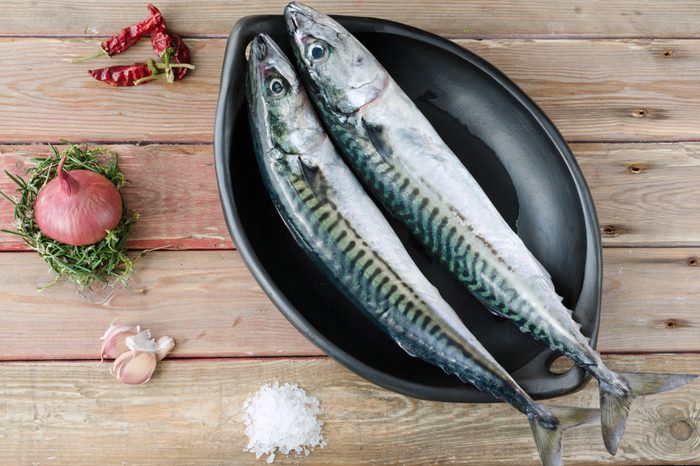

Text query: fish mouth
(285, 2), (316, 35)
(250, 33), (290, 75)
(251, 33), (285, 63)
(250, 34), (268, 62)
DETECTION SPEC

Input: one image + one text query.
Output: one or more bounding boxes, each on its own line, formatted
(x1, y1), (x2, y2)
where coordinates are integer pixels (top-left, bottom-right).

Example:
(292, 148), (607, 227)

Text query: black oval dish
(215, 15), (602, 402)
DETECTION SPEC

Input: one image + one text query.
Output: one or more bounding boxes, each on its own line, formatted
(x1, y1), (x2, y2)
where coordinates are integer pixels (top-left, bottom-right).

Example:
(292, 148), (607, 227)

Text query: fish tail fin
(529, 406), (600, 466)
(599, 371), (697, 455)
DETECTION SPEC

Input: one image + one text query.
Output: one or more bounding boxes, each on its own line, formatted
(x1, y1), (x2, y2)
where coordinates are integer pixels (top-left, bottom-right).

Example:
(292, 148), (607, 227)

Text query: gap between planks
(9, 34), (700, 41)
(2, 351), (699, 364)
(5, 0), (700, 38)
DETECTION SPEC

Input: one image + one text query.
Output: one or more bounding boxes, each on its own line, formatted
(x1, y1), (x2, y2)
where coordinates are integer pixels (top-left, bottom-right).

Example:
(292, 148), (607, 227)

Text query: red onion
(34, 154), (123, 246)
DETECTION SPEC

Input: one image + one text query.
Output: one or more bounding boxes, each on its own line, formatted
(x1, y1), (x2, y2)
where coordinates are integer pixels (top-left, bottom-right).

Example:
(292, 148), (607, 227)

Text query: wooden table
(1, 1), (699, 464)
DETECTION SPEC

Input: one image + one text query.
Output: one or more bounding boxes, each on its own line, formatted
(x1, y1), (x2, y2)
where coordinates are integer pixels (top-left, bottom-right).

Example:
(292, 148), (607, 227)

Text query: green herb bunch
(0, 144), (137, 290)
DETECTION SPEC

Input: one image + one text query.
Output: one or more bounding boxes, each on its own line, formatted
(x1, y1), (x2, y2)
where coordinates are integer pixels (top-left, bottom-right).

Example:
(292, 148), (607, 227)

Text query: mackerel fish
(284, 2), (697, 456)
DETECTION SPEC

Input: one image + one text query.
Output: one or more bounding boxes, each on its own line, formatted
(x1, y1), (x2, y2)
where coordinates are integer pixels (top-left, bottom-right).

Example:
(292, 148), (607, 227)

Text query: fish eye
(267, 77), (286, 96)
(307, 42), (329, 63)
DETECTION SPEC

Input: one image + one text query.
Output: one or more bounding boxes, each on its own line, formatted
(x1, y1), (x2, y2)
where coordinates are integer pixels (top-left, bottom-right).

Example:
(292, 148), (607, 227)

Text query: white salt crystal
(243, 382), (327, 463)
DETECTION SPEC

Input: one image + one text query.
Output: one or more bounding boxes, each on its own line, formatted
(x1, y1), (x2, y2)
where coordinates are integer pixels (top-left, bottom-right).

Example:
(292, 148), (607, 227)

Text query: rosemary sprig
(0, 143), (137, 291)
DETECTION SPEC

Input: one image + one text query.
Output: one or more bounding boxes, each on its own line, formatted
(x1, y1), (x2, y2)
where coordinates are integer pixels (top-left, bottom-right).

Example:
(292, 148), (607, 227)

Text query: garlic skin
(126, 329), (159, 353)
(156, 336), (175, 361)
(112, 351), (157, 385)
(100, 324), (139, 359)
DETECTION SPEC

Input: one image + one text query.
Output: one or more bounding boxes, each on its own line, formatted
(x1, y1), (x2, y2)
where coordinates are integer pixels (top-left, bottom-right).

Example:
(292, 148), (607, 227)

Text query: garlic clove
(112, 350), (157, 385)
(155, 336), (175, 361)
(100, 324), (139, 359)
(111, 351), (129, 377)
(125, 329), (159, 353)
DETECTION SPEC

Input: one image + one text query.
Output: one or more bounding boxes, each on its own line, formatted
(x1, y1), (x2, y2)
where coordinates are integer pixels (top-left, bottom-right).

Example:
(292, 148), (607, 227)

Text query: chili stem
(154, 63), (195, 70)
(133, 73), (165, 85)
(71, 48), (108, 63)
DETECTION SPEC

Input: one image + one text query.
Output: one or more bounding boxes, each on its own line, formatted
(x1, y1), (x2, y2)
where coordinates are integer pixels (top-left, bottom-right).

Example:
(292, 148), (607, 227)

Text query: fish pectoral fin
(295, 155), (330, 203)
(361, 118), (394, 163)
(483, 302), (509, 319)
(395, 339), (419, 358)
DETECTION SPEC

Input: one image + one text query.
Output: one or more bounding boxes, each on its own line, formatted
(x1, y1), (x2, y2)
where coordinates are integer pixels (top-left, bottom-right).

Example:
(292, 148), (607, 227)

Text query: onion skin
(34, 155), (123, 246)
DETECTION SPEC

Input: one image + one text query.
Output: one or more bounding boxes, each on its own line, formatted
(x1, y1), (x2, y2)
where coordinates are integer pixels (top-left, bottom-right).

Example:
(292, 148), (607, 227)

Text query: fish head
(247, 33), (326, 157)
(285, 2), (387, 115)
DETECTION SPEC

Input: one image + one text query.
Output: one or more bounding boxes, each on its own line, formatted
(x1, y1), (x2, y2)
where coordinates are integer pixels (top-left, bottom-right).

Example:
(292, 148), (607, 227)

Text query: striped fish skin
(284, 2), (696, 456)
(246, 33), (561, 423)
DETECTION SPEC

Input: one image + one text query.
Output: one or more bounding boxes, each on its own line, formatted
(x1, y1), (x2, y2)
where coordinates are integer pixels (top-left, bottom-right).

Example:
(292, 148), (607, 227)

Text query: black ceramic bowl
(215, 15), (602, 402)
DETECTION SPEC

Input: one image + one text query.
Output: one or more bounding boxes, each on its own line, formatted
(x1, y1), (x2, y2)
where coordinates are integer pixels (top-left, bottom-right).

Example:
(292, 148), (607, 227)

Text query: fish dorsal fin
(361, 118), (394, 163)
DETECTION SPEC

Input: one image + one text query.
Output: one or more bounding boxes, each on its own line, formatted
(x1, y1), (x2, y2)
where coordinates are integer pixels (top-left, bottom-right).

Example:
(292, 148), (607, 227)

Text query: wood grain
(458, 38), (700, 142)
(601, 248), (700, 353)
(0, 250), (321, 360)
(3, 3), (699, 465)
(0, 354), (697, 465)
(1, 248), (699, 360)
(4, 0), (700, 38)
(0, 39), (220, 143)
(0, 144), (232, 250)
(574, 142), (700, 246)
(5, 142), (700, 250)
(3, 38), (700, 143)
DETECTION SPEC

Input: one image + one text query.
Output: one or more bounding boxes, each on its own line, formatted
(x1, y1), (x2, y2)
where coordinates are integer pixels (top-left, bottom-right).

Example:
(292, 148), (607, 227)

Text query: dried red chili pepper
(75, 3), (193, 86)
(150, 25), (172, 60)
(88, 60), (160, 87)
(73, 5), (163, 62)
(169, 33), (192, 81)
(148, 6), (193, 82)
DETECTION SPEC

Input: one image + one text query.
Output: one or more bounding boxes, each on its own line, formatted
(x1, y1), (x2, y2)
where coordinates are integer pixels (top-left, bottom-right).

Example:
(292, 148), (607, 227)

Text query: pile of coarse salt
(242, 382), (327, 463)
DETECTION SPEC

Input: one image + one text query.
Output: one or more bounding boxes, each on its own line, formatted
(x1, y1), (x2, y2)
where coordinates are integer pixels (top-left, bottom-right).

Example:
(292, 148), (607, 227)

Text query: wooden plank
(1, 248), (700, 360)
(458, 38), (700, 142)
(0, 250), (321, 360)
(574, 142), (700, 247)
(5, 143), (700, 251)
(0, 354), (697, 465)
(3, 38), (700, 143)
(600, 248), (700, 353)
(0, 144), (233, 250)
(0, 38), (219, 143)
(4, 0), (700, 38)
